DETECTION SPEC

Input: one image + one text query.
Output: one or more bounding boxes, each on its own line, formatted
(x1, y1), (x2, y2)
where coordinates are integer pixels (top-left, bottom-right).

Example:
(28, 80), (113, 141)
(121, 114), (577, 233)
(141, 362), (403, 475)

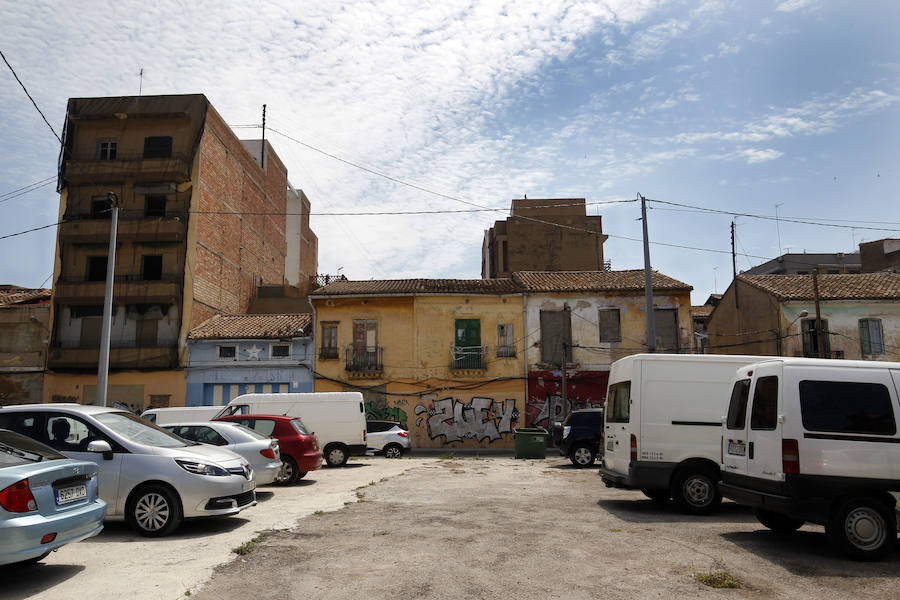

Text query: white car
(365, 421), (410, 458)
(0, 404), (257, 537)
(162, 421), (282, 485)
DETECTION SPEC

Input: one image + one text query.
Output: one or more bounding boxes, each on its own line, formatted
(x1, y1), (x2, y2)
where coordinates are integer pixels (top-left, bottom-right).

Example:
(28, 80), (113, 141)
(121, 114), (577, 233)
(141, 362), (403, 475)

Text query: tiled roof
(512, 270), (692, 292)
(311, 278), (520, 296)
(0, 286), (51, 307)
(739, 273), (900, 301)
(188, 313), (311, 340)
(691, 305), (715, 318)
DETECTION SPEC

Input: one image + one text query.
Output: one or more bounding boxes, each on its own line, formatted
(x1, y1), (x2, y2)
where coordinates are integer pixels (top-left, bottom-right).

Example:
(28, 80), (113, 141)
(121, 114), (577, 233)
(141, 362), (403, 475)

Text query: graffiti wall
(413, 394), (521, 447)
(525, 370), (609, 429)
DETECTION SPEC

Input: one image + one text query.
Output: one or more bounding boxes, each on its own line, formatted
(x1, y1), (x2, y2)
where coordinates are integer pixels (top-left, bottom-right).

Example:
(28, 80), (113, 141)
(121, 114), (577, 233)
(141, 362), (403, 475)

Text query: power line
(0, 221), (63, 241)
(0, 49), (61, 144)
(0, 176), (56, 205)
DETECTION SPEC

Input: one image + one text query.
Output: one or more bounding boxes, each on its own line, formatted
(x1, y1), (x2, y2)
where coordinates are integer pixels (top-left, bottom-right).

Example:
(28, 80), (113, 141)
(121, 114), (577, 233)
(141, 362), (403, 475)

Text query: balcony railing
(345, 346), (383, 372)
(63, 153), (192, 183)
(450, 346), (487, 370)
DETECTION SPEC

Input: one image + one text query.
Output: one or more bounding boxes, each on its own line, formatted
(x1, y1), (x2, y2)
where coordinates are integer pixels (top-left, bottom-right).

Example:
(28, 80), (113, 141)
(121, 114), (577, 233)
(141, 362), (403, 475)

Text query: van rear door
(745, 362), (784, 482)
(723, 376), (752, 475)
(603, 377), (634, 474)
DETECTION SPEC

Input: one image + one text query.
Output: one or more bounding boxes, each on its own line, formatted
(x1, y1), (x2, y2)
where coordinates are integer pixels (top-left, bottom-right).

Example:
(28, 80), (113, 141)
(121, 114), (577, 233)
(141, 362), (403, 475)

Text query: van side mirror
(87, 440), (113, 460)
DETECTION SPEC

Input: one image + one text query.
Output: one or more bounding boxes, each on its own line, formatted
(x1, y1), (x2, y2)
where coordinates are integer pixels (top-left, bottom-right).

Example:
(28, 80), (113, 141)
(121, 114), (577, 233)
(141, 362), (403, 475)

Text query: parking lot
(5, 456), (899, 600)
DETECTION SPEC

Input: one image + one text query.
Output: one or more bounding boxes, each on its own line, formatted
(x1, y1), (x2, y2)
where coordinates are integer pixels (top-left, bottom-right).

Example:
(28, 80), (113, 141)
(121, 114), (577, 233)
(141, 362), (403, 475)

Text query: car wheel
(826, 496), (897, 561)
(325, 444), (349, 467)
(671, 469), (721, 515)
(569, 444), (595, 468)
(274, 456), (299, 485)
(641, 488), (670, 504)
(127, 484), (183, 537)
(754, 508), (804, 532)
(384, 443), (403, 459)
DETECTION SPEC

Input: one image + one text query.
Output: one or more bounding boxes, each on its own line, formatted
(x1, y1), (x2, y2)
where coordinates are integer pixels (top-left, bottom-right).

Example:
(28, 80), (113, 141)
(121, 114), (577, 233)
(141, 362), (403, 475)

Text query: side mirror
(87, 440), (113, 460)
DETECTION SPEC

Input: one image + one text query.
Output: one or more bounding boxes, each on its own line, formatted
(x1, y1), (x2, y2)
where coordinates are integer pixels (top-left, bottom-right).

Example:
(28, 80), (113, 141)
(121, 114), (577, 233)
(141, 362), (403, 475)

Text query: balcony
(48, 345), (178, 370)
(345, 346), (383, 378)
(59, 214), (186, 243)
(450, 346), (487, 373)
(63, 153), (192, 184)
(54, 275), (181, 304)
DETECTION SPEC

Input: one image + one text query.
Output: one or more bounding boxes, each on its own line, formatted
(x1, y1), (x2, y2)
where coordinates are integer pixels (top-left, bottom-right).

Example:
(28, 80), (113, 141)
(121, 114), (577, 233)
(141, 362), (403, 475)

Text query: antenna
(138, 67), (143, 96)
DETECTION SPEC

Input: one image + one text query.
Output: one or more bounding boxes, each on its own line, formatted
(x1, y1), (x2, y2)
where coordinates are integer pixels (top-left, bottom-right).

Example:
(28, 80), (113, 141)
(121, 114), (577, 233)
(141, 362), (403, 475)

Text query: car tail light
(0, 479), (38, 513)
(398, 431), (409, 438)
(782, 439), (800, 474)
(630, 434), (637, 462)
(363, 430), (367, 441)
(260, 448), (276, 459)
(41, 533), (57, 544)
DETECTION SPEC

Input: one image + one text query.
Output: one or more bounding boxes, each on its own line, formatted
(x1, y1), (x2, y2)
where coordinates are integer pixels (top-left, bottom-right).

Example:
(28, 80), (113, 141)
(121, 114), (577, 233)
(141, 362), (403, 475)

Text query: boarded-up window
(136, 319), (158, 346)
(802, 319), (830, 357)
(87, 256), (108, 282)
(653, 308), (679, 351)
(598, 309), (621, 343)
(80, 317), (102, 347)
(859, 319), (884, 355)
(143, 136), (173, 159)
(540, 310), (571, 366)
(142, 255), (163, 280)
(145, 194), (166, 217)
(353, 320), (377, 349)
(497, 324), (515, 357)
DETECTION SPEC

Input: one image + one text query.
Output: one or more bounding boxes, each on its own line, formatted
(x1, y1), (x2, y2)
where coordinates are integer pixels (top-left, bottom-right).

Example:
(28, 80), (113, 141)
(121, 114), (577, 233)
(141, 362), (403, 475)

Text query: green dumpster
(514, 427), (549, 459)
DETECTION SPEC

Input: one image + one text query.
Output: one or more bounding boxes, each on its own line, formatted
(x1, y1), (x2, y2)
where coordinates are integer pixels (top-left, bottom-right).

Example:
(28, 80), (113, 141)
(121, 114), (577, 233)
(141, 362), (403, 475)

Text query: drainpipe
(310, 301), (317, 390)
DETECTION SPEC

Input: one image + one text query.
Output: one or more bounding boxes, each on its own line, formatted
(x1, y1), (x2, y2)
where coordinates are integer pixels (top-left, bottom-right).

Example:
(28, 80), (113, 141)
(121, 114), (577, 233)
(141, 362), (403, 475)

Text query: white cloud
(739, 148), (783, 163)
(776, 0), (814, 13)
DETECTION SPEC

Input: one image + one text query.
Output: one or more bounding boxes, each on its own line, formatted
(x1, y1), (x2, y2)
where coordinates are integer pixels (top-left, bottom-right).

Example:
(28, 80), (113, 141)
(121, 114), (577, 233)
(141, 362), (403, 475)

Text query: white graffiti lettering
(414, 396), (519, 443)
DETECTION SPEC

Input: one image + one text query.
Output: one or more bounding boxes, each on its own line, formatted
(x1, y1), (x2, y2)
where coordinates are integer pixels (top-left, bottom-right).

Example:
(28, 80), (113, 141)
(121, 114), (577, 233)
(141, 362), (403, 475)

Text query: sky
(1, 0), (898, 305)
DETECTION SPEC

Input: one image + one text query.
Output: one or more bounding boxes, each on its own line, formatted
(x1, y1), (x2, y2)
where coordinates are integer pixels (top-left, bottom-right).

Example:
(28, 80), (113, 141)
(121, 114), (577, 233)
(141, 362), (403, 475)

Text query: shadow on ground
(83, 513), (249, 543)
(596, 498), (755, 524)
(0, 562), (85, 597)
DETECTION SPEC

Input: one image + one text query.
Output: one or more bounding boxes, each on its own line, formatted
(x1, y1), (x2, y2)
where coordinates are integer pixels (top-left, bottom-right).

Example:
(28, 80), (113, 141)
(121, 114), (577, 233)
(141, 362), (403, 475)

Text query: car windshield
(94, 412), (190, 448)
(0, 430), (66, 465)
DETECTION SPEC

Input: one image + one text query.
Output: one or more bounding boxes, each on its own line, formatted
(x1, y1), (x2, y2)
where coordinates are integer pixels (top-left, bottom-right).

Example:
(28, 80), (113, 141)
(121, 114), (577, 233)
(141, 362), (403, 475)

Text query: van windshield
(606, 381), (631, 423)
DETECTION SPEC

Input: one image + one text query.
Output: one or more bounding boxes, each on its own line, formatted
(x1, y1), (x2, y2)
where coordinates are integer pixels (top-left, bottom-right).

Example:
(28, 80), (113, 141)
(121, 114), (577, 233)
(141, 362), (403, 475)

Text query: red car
(214, 415), (322, 485)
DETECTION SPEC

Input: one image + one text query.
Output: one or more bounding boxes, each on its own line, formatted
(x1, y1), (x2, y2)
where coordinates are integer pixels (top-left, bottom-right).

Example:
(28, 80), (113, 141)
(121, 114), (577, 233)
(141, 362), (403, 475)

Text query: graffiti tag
(365, 402), (409, 429)
(525, 394), (602, 428)
(414, 396), (519, 443)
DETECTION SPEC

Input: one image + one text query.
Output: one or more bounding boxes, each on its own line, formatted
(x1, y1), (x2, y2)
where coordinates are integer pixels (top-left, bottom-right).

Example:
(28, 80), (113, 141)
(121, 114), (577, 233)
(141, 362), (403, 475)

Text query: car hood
(165, 443), (246, 466)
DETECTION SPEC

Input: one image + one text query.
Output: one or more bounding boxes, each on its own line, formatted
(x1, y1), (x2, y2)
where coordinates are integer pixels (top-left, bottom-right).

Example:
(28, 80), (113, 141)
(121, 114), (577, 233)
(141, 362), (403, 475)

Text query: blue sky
(1, 0), (898, 304)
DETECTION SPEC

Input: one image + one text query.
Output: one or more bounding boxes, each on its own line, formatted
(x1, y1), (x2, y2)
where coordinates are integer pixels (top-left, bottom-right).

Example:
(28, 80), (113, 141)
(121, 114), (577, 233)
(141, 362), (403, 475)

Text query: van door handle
(748, 441), (754, 460)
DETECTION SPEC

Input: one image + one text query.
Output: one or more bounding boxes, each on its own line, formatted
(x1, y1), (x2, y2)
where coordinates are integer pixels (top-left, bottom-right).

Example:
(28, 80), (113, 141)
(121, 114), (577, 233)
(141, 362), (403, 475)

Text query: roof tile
(739, 273), (900, 301)
(188, 313), (311, 340)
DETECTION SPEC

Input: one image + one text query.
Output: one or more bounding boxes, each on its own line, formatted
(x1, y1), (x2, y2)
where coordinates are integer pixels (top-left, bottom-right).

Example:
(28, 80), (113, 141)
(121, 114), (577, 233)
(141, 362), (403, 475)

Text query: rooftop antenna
(260, 104), (266, 168)
(774, 203), (783, 255)
(138, 68), (143, 96)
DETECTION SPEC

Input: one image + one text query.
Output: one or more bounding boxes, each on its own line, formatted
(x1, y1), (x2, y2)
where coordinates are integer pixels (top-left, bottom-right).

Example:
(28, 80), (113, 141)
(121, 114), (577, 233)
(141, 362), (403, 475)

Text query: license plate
(727, 440), (746, 456)
(243, 480), (256, 492)
(56, 484), (87, 505)
(606, 440), (614, 452)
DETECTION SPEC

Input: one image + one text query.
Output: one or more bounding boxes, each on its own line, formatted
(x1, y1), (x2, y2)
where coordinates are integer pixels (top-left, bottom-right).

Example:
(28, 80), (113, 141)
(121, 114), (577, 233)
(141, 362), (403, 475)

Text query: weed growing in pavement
(232, 532), (268, 556)
(694, 571), (740, 589)
(355, 491), (366, 500)
(313, 510), (326, 515)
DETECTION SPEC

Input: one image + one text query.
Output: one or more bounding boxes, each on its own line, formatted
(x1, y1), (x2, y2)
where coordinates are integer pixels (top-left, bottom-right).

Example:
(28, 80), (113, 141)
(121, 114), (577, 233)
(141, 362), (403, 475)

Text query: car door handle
(749, 441), (754, 460)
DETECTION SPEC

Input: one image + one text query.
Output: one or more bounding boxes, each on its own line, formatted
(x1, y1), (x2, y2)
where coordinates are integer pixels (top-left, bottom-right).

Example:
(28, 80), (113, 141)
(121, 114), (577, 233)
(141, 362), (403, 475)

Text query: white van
(721, 358), (900, 560)
(600, 353), (765, 514)
(216, 392), (367, 467)
(141, 406), (223, 425)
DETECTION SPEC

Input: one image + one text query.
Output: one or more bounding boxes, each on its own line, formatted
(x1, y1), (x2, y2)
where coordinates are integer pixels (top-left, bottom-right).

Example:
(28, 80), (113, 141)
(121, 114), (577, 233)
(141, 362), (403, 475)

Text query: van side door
(746, 364), (783, 482)
(723, 377), (752, 475)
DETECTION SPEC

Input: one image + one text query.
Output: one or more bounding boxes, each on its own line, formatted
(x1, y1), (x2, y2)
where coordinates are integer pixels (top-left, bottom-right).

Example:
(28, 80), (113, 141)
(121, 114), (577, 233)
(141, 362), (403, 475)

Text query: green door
(454, 319), (482, 368)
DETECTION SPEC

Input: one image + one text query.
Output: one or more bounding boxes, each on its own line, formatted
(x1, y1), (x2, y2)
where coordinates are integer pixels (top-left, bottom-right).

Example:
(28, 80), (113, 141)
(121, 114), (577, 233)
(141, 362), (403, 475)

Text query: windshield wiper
(0, 442), (43, 462)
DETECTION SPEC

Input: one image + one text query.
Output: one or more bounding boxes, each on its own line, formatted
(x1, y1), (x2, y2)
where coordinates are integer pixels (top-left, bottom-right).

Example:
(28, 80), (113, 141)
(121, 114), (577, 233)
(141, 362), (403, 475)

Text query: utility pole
(775, 203), (783, 255)
(640, 194), (656, 352)
(811, 271), (825, 358)
(96, 192), (119, 406)
(561, 345), (568, 418)
(260, 104), (267, 168)
(731, 220), (739, 309)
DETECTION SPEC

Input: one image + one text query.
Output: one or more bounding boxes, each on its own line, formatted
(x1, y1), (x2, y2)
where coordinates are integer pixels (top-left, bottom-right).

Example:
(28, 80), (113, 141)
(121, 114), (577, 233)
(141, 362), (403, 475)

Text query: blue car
(0, 428), (107, 566)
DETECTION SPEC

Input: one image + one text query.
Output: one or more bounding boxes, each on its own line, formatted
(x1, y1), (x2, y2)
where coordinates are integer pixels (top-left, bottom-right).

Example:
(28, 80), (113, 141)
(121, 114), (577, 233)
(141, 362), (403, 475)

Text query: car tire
(671, 468), (721, 515)
(127, 484), (183, 537)
(384, 443), (404, 459)
(754, 508), (804, 532)
(641, 488), (670, 504)
(325, 444), (349, 467)
(569, 444), (595, 468)
(826, 496), (897, 561)
(274, 456), (299, 485)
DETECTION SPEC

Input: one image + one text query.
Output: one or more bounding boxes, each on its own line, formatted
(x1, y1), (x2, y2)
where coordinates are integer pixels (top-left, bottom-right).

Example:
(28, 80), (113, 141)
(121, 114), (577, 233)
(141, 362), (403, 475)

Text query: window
(749, 376), (778, 430)
(96, 139), (117, 160)
(171, 425), (228, 446)
(725, 379), (752, 430)
(87, 256), (108, 281)
(217, 345), (236, 360)
(270, 344), (290, 359)
(540, 310), (571, 366)
(142, 255), (163, 280)
(136, 319), (158, 346)
(350, 320), (379, 370)
(453, 318), (484, 369)
(71, 305), (103, 319)
(91, 196), (112, 219)
(143, 136), (173, 159)
(802, 319), (831, 357)
(859, 319), (884, 356)
(800, 380), (896, 435)
(320, 323), (338, 359)
(145, 194), (166, 217)
(606, 381), (631, 423)
(497, 324), (515, 357)
(598, 309), (621, 343)
(653, 308), (679, 350)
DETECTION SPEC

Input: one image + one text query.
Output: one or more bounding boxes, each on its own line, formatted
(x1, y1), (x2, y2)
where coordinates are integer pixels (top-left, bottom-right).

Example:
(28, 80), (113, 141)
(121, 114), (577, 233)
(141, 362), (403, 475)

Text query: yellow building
(310, 279), (526, 450)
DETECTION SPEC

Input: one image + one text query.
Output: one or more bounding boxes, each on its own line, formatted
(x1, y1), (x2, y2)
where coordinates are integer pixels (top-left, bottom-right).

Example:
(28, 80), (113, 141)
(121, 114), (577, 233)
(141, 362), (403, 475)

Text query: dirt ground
(193, 456), (900, 600)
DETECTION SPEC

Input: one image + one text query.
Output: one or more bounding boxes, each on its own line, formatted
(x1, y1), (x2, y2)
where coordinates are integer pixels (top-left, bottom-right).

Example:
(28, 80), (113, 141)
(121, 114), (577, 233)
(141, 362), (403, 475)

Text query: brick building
(45, 94), (315, 408)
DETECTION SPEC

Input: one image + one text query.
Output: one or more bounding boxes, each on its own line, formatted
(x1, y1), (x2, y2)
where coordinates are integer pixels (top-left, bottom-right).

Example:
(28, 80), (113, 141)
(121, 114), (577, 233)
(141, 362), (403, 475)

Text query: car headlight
(175, 458), (230, 476)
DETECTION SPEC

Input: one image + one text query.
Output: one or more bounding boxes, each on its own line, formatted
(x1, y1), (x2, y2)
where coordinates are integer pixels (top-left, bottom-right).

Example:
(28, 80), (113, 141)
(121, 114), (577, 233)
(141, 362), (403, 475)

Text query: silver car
(161, 422), (282, 486)
(0, 404), (256, 537)
(365, 420), (411, 458)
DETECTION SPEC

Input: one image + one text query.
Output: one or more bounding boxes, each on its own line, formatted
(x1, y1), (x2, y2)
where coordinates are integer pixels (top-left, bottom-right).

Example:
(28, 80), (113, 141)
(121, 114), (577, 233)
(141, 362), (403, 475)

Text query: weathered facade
(860, 238), (900, 273)
(185, 313), (314, 406)
(707, 273), (900, 361)
(0, 287), (51, 405)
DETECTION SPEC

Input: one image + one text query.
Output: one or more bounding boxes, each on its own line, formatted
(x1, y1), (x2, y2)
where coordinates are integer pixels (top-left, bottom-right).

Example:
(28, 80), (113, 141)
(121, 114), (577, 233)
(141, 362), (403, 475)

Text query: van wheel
(569, 444), (595, 468)
(127, 484), (182, 537)
(275, 456), (299, 485)
(384, 444), (403, 459)
(671, 469), (721, 515)
(754, 508), (804, 532)
(641, 489), (670, 504)
(826, 496), (896, 561)
(325, 444), (349, 467)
